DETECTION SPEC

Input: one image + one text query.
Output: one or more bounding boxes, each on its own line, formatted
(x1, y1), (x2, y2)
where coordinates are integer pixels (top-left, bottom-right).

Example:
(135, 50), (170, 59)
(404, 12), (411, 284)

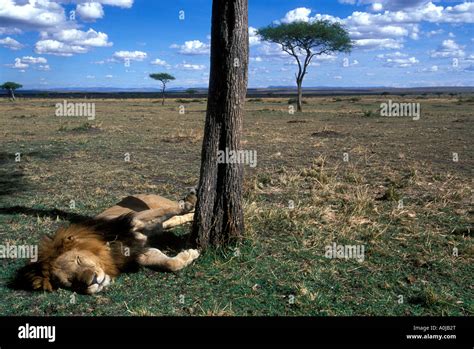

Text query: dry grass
(0, 95), (472, 316)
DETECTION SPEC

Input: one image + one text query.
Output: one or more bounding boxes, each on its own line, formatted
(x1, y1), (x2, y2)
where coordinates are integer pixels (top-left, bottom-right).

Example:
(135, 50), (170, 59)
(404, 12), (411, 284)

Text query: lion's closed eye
(76, 256), (82, 265)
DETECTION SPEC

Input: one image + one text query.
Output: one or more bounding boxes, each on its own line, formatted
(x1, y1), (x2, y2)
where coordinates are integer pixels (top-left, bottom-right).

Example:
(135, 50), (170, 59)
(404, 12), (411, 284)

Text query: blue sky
(0, 0), (473, 89)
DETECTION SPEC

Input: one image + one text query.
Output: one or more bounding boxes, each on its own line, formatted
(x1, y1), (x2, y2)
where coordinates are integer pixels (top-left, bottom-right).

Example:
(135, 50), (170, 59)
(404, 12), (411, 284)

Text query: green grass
(0, 96), (472, 316)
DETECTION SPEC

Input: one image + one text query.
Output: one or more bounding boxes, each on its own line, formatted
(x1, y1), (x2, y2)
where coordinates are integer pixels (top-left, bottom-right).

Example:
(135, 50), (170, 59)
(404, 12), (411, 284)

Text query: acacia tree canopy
(149, 73), (175, 84)
(149, 73), (176, 105)
(258, 21), (352, 111)
(1, 82), (23, 91)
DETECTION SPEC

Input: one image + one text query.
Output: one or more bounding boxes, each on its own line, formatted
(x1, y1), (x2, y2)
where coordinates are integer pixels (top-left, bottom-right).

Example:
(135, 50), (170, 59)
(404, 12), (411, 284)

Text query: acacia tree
(258, 21), (352, 112)
(149, 73), (175, 105)
(191, 0), (248, 249)
(1, 82), (23, 101)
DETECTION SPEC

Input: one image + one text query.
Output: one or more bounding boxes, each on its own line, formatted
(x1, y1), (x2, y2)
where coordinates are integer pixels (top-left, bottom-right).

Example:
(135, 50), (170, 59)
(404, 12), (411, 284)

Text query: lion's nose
(90, 273), (99, 285)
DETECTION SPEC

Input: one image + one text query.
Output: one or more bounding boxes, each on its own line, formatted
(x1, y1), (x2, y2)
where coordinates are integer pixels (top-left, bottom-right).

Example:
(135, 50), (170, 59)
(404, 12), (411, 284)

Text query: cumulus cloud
(171, 40), (210, 55)
(0, 36), (24, 50)
(0, 0), (66, 32)
(0, 0), (133, 56)
(21, 56), (47, 64)
(35, 28), (112, 55)
(421, 65), (439, 72)
(6, 55), (49, 70)
(430, 39), (465, 58)
(76, 2), (104, 21)
(249, 26), (261, 46)
(7, 58), (29, 69)
(377, 51), (419, 67)
(35, 39), (87, 56)
(150, 58), (167, 66)
(280, 7), (312, 23)
(112, 50), (147, 61)
(176, 63), (206, 71)
(276, 3), (474, 51)
(37, 64), (51, 71)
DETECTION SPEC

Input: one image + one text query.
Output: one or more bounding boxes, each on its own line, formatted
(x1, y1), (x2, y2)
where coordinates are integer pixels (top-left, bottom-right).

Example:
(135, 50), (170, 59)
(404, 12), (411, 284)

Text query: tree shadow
(0, 206), (92, 224)
(0, 152), (28, 199)
(147, 229), (195, 254)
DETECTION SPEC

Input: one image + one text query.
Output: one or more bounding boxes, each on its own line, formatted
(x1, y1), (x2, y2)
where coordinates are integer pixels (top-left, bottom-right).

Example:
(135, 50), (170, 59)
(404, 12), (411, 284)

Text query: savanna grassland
(0, 95), (472, 316)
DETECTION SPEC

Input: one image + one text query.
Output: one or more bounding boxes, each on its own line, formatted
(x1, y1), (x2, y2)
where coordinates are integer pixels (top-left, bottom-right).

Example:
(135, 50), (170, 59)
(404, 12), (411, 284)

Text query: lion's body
(14, 193), (199, 294)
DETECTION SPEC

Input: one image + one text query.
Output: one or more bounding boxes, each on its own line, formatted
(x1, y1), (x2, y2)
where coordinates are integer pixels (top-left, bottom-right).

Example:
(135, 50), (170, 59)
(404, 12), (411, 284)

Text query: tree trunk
(8, 88), (15, 101)
(296, 79), (303, 112)
(191, 0), (249, 249)
(161, 85), (165, 106)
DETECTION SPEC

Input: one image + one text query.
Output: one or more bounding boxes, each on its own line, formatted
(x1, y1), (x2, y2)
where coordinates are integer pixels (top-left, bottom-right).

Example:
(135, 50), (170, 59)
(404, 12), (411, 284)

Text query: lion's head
(14, 224), (120, 294)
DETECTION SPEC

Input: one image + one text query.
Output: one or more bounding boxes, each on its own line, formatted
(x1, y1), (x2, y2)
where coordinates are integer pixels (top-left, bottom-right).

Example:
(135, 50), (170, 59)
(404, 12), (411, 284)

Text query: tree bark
(161, 84), (165, 105)
(191, 0), (249, 249)
(8, 88), (15, 101)
(296, 79), (303, 112)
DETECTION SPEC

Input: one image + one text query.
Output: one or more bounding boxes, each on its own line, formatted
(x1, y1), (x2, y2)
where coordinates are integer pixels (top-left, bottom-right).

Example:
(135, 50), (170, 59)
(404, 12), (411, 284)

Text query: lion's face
(15, 225), (119, 294)
(50, 249), (112, 294)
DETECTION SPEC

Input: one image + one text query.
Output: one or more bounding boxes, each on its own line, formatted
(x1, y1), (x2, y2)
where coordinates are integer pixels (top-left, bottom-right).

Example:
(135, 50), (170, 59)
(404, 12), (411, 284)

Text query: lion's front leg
(137, 248), (199, 272)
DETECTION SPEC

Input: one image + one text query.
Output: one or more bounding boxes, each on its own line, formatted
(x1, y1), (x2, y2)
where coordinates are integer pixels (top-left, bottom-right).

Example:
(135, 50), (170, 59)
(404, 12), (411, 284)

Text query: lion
(13, 191), (199, 294)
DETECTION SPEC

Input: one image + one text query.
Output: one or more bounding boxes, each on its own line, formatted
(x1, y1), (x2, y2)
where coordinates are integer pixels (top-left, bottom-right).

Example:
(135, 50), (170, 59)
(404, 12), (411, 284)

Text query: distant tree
(149, 73), (175, 105)
(186, 88), (198, 95)
(1, 81), (23, 101)
(258, 21), (352, 112)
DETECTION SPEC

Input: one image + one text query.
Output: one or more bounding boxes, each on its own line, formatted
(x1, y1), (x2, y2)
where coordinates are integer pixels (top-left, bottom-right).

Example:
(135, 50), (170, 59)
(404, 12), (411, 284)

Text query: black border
(0, 316), (472, 347)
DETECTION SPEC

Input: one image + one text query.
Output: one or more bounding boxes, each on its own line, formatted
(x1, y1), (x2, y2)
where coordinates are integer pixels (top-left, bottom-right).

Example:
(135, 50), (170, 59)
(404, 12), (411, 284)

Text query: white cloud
(377, 51), (407, 58)
(8, 58), (29, 69)
(0, 0), (131, 57)
(171, 40), (210, 55)
(277, 3), (474, 51)
(151, 58), (167, 66)
(430, 39), (465, 58)
(112, 50), (147, 61)
(35, 39), (87, 56)
(37, 64), (51, 71)
(35, 28), (112, 55)
(0, 36), (23, 50)
(371, 3), (383, 12)
(377, 51), (418, 67)
(48, 28), (112, 47)
(384, 56), (419, 67)
(354, 38), (403, 49)
(98, 0), (134, 8)
(422, 65), (438, 72)
(177, 63), (206, 71)
(280, 7), (312, 23)
(21, 56), (47, 64)
(249, 26), (261, 46)
(106, 74), (113, 78)
(76, 2), (104, 21)
(0, 27), (22, 35)
(6, 55), (49, 70)
(0, 0), (66, 31)
(426, 29), (444, 37)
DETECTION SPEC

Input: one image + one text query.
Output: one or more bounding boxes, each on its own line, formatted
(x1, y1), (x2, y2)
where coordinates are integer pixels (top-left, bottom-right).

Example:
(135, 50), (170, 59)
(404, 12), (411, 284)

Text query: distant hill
(2, 86), (473, 99)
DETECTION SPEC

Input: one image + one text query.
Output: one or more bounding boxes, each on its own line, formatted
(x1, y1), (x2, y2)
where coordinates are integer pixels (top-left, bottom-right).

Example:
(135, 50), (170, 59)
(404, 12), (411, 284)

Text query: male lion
(13, 191), (199, 294)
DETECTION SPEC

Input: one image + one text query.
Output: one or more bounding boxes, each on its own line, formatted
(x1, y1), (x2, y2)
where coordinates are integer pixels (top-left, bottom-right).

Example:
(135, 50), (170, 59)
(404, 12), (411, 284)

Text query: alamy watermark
(217, 147), (257, 168)
(0, 242), (38, 262)
(380, 100), (420, 120)
(55, 100), (96, 120)
(325, 242), (365, 263)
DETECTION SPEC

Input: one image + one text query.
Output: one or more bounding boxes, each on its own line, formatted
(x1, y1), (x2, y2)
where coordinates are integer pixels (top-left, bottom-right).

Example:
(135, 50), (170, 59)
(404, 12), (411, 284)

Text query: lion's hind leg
(137, 248), (199, 272)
